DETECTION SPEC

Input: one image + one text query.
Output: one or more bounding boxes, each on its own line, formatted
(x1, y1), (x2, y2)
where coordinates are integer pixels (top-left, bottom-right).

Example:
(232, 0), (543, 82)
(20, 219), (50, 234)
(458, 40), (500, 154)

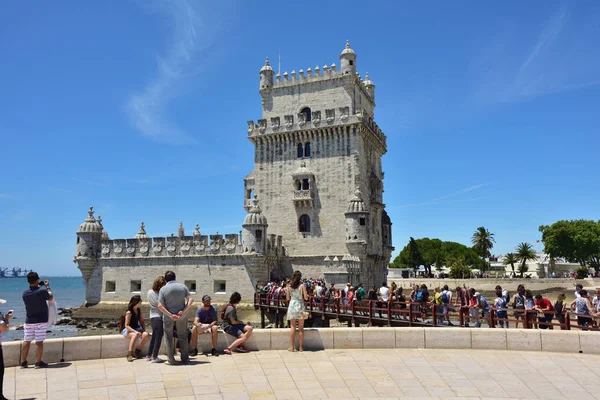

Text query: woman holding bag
(286, 270), (308, 352)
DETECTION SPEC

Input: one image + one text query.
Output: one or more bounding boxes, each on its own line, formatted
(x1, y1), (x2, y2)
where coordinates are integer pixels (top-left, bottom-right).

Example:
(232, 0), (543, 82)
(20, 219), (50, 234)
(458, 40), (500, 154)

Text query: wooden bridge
(253, 293), (589, 331)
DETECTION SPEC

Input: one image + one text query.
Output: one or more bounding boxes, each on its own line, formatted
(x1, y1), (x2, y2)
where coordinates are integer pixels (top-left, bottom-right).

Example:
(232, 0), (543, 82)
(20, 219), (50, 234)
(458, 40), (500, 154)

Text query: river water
(0, 276), (85, 341)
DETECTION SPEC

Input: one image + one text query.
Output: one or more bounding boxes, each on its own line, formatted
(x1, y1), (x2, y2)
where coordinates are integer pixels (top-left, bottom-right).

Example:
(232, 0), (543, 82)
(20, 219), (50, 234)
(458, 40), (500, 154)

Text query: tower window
(359, 217), (366, 226)
(299, 214), (311, 233)
(295, 180), (302, 190)
(255, 229), (263, 241)
(302, 179), (310, 190)
(349, 60), (354, 66)
(246, 188), (254, 199)
(301, 107), (312, 122)
(304, 142), (311, 157)
(297, 143), (304, 158)
(105, 281), (116, 292)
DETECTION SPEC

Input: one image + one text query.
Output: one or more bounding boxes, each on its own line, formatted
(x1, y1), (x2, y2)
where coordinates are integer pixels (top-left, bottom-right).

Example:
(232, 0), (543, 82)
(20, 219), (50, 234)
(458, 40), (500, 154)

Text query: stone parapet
(2, 327), (591, 367)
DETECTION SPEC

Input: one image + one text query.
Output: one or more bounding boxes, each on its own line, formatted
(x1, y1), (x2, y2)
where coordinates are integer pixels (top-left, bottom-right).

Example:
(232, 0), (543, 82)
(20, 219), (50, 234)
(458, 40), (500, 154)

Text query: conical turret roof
(243, 197), (268, 226)
(78, 206), (103, 233)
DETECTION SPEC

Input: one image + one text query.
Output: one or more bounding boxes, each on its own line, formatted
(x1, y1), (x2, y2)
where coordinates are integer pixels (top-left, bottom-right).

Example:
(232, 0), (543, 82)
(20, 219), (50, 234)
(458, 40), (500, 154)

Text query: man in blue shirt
(190, 295), (218, 356)
(21, 272), (53, 369)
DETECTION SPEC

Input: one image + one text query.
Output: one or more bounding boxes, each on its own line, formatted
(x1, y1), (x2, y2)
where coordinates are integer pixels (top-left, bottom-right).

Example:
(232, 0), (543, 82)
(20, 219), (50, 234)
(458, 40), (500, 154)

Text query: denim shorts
(225, 324), (247, 337)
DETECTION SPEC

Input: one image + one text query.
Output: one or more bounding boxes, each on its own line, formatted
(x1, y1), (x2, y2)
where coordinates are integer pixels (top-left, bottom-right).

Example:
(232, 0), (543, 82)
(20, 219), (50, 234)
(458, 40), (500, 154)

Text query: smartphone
(7, 310), (13, 315)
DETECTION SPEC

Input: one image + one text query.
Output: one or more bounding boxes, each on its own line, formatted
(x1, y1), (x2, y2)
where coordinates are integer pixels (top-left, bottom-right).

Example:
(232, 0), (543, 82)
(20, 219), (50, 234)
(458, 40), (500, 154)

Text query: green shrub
(449, 264), (472, 279)
(576, 266), (589, 279)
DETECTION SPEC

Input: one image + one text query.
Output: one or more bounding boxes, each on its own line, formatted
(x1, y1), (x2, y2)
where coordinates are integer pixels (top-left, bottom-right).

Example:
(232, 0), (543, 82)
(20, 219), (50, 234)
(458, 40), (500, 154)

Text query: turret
(340, 40), (356, 76)
(259, 57), (274, 90)
(363, 72), (375, 102)
(75, 206), (103, 261)
(242, 196), (268, 254)
(74, 206), (104, 305)
(134, 222), (149, 239)
(345, 190), (369, 245)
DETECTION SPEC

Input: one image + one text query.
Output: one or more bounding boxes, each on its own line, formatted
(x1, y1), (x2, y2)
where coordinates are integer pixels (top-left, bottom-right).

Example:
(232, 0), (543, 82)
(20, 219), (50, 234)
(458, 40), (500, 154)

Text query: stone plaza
(5, 348), (600, 399)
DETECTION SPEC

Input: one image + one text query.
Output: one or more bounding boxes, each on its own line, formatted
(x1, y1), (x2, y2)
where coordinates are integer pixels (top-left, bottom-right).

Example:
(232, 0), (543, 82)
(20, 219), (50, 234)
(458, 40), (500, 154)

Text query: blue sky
(1, 1), (599, 276)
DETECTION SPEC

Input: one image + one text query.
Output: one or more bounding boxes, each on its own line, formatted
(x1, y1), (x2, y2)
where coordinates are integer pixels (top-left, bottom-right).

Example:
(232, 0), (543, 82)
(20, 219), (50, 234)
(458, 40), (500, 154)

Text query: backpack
(441, 291), (450, 304)
(221, 303), (234, 321)
(416, 290), (425, 302)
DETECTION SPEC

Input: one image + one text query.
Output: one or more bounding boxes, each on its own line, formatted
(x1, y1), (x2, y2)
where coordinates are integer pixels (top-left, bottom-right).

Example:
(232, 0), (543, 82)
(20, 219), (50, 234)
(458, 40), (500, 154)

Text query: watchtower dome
(340, 40), (357, 76)
(242, 197), (268, 254)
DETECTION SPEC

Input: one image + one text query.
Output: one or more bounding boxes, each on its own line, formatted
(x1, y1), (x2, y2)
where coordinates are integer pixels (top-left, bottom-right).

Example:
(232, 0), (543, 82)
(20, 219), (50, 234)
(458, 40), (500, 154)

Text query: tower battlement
(246, 108), (386, 150)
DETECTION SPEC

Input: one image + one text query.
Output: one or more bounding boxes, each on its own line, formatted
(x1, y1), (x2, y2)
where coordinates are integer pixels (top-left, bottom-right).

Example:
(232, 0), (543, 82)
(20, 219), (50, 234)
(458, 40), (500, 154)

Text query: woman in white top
(147, 276), (166, 363)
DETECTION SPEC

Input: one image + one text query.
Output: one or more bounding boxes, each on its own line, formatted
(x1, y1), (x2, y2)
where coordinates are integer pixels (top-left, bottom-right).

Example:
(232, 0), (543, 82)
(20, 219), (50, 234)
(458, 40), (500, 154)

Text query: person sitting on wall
(120, 295), (150, 362)
(222, 292), (253, 355)
(190, 295), (219, 357)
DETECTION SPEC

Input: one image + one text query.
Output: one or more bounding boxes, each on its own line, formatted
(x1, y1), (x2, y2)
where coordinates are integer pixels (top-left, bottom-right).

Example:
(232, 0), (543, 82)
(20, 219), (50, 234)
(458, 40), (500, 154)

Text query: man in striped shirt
(21, 272), (53, 369)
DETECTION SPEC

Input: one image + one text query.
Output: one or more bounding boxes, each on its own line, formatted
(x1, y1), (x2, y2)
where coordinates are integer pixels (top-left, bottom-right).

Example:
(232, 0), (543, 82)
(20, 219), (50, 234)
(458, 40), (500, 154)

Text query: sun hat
(474, 292), (481, 297)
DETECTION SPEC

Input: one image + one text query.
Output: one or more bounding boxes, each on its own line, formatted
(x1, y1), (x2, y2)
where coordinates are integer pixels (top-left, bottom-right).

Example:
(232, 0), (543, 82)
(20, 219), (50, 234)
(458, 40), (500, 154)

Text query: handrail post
(432, 304), (437, 327)
(565, 311), (571, 330)
(336, 296), (340, 319)
(524, 310), (530, 329)
(459, 305), (464, 327)
(351, 299), (355, 327)
(490, 308), (496, 328)
(408, 302), (413, 327)
(368, 301), (373, 326)
(387, 300), (392, 327)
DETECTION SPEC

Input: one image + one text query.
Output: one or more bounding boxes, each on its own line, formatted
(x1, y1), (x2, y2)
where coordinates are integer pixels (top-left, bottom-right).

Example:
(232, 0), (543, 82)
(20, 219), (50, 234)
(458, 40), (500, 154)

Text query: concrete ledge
(333, 328), (363, 349)
(579, 331), (599, 354)
(395, 327), (425, 348)
(507, 329), (541, 351)
(2, 341), (21, 367)
(471, 328), (507, 350)
(363, 327), (395, 349)
(25, 338), (63, 364)
(426, 327), (472, 349)
(63, 336), (101, 361)
(540, 330), (580, 353)
(4, 327), (595, 364)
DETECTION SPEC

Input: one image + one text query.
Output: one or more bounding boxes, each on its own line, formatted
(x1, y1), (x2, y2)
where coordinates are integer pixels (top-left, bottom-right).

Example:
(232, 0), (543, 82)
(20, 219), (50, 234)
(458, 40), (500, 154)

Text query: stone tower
(242, 197), (268, 254)
(74, 206), (103, 305)
(245, 41), (394, 287)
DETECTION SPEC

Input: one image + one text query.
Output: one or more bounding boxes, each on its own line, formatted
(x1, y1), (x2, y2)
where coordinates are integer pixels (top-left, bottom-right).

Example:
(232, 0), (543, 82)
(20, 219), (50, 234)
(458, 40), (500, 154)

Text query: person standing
(534, 294), (555, 329)
(286, 271), (308, 352)
(1, 309), (13, 400)
(512, 284), (526, 328)
(378, 282), (390, 318)
(157, 271), (194, 365)
(146, 276), (166, 363)
(570, 289), (596, 330)
(554, 293), (567, 328)
(190, 295), (219, 357)
(21, 272), (53, 368)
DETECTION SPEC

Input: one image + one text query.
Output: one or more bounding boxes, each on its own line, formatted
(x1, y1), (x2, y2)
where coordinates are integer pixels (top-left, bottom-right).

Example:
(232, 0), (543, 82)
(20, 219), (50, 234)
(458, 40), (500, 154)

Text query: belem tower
(74, 41), (394, 306)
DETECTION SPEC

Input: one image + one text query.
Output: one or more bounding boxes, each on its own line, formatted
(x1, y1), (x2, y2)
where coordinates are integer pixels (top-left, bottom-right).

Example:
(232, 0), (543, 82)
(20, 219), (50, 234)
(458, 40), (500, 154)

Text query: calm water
(0, 276), (85, 341)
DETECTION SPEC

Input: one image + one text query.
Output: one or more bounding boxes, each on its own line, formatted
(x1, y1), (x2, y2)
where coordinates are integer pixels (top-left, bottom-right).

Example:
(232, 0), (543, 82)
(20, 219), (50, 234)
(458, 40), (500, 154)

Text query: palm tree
(515, 242), (537, 278)
(503, 253), (518, 274)
(471, 226), (495, 258)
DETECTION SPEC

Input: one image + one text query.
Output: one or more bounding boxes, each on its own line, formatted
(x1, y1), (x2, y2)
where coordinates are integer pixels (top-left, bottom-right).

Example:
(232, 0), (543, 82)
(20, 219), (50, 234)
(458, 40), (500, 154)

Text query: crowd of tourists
(258, 279), (600, 331)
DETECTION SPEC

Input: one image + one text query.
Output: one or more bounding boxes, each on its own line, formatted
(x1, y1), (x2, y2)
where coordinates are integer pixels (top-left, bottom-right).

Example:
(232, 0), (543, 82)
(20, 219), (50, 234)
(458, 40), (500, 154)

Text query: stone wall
(94, 255), (267, 303)
(2, 327), (594, 367)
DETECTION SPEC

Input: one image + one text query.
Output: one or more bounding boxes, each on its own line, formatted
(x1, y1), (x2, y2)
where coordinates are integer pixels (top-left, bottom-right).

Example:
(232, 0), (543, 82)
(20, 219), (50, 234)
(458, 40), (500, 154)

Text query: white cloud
(396, 183), (487, 208)
(126, 0), (230, 144)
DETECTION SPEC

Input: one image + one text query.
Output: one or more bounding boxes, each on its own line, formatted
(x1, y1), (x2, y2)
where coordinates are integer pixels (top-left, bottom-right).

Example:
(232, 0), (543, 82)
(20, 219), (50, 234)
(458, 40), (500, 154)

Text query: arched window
(302, 178), (310, 190)
(295, 180), (302, 190)
(297, 143), (304, 158)
(301, 107), (312, 122)
(304, 142), (311, 157)
(299, 214), (311, 233)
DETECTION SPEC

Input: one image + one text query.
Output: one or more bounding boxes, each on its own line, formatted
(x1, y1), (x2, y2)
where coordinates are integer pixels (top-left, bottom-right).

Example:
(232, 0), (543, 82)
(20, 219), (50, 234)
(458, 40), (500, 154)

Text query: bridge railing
(254, 292), (599, 331)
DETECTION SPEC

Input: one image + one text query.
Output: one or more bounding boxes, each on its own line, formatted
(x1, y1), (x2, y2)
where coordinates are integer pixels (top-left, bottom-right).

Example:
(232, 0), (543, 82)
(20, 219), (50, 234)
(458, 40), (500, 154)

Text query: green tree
(471, 226), (495, 258)
(503, 253), (518, 274)
(415, 238), (443, 276)
(539, 220), (600, 271)
(515, 242), (537, 278)
(449, 264), (472, 279)
(407, 237), (424, 272)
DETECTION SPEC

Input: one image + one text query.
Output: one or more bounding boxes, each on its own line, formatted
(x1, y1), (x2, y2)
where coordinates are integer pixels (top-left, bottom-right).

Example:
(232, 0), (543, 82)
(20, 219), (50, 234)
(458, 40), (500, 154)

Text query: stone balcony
(293, 189), (313, 208)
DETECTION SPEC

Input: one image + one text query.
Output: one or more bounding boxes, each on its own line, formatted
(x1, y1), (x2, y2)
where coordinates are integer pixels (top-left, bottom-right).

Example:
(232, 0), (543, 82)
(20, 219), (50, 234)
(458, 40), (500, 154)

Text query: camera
(40, 280), (49, 286)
